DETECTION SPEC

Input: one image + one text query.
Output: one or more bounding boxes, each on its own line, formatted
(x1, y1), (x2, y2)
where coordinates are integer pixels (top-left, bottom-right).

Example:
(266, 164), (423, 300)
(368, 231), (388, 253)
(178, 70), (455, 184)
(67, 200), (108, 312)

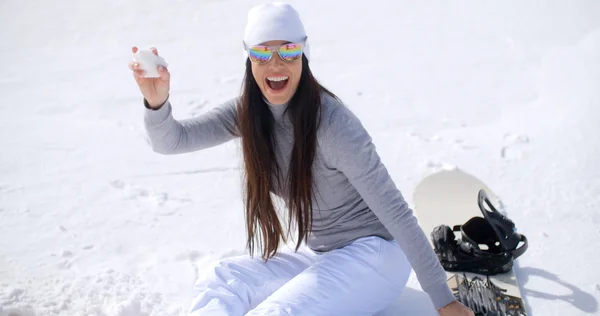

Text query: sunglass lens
(279, 43), (303, 61)
(248, 46), (273, 63)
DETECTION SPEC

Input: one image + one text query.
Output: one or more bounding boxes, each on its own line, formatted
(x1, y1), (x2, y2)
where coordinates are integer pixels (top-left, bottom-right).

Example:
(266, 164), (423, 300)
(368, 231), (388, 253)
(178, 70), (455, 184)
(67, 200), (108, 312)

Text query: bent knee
(193, 256), (247, 288)
(376, 239), (412, 289)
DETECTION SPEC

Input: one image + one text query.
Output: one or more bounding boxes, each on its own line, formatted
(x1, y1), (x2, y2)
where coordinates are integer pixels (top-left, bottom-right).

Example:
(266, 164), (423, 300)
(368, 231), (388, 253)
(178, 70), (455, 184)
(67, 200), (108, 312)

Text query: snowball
(132, 49), (169, 78)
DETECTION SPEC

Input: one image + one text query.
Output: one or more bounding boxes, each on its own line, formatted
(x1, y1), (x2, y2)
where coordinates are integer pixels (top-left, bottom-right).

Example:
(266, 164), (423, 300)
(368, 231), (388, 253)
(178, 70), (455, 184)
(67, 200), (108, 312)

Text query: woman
(129, 3), (474, 315)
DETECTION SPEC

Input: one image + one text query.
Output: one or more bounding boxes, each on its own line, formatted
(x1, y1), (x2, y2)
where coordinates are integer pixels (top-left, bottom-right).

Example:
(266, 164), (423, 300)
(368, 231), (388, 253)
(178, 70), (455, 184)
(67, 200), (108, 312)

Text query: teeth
(267, 76), (288, 82)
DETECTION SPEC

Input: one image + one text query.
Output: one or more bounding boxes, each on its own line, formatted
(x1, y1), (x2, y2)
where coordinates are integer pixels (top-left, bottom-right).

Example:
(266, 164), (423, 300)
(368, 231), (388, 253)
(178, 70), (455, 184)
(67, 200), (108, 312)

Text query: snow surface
(1, 0), (600, 315)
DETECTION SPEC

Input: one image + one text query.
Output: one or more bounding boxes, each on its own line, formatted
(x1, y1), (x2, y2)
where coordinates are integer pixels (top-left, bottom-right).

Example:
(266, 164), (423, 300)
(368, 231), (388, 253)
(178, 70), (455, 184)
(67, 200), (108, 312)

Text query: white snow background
(1, 0), (599, 315)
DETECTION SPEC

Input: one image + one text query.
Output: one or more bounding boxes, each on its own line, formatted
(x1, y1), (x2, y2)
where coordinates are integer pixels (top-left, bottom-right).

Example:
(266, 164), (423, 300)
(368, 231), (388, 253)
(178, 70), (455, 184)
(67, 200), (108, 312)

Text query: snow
(1, 0), (599, 315)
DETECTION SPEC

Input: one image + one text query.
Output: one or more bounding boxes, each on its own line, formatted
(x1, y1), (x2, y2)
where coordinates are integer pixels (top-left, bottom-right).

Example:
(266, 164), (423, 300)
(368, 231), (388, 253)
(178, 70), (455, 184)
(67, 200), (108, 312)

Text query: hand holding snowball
(128, 46), (170, 109)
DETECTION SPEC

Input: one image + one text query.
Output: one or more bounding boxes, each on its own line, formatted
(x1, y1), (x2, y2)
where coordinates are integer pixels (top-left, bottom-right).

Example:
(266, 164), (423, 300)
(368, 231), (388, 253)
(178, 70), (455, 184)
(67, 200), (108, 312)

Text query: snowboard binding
(431, 189), (528, 275)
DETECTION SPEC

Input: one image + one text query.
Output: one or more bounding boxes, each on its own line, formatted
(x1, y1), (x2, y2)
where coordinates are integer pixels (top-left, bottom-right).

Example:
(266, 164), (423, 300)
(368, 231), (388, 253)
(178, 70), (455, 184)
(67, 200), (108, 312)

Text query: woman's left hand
(438, 300), (475, 316)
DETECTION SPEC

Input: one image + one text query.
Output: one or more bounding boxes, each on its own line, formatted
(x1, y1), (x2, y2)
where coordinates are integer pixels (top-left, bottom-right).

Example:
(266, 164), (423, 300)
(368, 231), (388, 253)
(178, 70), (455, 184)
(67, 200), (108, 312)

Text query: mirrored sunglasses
(245, 42), (304, 64)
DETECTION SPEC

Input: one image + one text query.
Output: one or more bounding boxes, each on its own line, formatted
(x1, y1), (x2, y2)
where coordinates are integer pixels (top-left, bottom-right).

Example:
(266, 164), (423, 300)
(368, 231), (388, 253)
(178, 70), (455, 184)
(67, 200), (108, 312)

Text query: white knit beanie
(243, 2), (310, 61)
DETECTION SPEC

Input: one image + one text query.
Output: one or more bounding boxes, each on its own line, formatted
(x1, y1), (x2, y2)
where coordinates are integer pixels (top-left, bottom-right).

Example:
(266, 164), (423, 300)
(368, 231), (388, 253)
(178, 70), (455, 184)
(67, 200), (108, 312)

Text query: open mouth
(266, 76), (289, 92)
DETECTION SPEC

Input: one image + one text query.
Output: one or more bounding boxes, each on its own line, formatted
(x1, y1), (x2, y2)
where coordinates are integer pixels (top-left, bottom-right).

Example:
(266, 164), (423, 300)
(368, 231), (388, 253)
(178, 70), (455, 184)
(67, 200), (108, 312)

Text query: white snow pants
(188, 236), (412, 316)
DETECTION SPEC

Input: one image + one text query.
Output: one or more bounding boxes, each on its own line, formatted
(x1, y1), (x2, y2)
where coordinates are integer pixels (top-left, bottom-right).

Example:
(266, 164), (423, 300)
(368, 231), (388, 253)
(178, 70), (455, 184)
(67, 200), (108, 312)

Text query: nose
(268, 51), (285, 68)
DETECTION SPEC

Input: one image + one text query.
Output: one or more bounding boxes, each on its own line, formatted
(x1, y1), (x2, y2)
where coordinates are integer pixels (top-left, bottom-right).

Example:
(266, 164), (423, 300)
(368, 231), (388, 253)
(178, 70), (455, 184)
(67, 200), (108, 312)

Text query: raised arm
(321, 106), (456, 311)
(128, 46), (239, 154)
(143, 98), (239, 154)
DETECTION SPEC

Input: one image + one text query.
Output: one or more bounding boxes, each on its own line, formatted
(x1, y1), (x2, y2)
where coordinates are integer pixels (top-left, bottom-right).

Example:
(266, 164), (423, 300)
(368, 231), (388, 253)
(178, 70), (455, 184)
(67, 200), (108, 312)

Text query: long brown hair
(236, 55), (338, 260)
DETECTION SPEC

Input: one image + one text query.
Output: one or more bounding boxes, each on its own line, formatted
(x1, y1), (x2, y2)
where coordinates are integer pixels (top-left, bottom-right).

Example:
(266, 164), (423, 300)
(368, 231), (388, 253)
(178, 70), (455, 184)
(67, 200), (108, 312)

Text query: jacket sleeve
(143, 97), (239, 154)
(321, 106), (456, 310)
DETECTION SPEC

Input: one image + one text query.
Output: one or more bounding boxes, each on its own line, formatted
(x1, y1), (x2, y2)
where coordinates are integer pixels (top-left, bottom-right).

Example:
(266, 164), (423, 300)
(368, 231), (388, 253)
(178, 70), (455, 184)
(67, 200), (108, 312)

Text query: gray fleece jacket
(143, 92), (455, 309)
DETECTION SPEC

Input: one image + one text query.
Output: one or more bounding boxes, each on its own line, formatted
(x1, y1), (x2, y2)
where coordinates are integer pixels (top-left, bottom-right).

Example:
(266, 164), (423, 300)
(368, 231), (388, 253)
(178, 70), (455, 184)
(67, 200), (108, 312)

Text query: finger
(151, 47), (158, 56)
(133, 72), (144, 83)
(133, 69), (146, 79)
(134, 75), (146, 84)
(158, 65), (170, 81)
(132, 46), (138, 53)
(128, 62), (142, 71)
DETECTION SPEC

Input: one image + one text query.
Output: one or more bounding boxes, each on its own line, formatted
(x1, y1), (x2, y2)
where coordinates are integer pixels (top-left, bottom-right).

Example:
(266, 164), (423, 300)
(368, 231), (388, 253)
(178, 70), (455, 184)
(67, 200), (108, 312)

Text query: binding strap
(430, 189), (528, 275)
(431, 225), (514, 275)
(472, 189), (528, 259)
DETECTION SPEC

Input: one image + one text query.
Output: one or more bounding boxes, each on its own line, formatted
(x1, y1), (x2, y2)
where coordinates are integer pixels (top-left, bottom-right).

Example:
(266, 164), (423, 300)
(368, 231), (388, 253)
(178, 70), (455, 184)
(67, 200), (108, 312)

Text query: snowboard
(412, 168), (528, 316)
